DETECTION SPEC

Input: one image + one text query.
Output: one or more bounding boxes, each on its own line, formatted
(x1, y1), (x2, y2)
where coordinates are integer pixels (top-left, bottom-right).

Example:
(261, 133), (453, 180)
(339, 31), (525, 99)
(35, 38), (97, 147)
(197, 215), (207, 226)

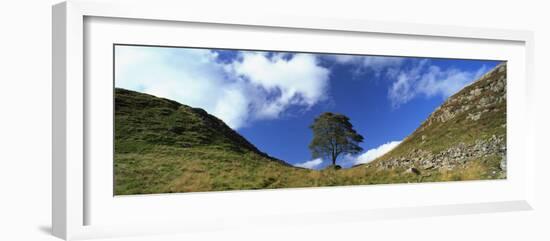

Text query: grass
(115, 143), (504, 195)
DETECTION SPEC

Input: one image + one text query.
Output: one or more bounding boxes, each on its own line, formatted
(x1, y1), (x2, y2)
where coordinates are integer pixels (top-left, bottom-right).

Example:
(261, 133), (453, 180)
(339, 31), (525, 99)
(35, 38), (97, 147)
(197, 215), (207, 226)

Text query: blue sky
(115, 45), (501, 169)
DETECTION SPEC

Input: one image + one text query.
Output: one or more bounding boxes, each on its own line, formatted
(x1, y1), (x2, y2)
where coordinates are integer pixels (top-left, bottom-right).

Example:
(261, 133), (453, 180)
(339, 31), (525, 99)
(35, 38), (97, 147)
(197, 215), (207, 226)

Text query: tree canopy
(308, 112), (364, 167)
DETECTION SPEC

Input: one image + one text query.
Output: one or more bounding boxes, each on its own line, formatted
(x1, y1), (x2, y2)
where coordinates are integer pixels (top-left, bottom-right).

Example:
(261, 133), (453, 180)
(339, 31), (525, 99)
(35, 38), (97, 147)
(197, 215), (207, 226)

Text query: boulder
(405, 167), (421, 175)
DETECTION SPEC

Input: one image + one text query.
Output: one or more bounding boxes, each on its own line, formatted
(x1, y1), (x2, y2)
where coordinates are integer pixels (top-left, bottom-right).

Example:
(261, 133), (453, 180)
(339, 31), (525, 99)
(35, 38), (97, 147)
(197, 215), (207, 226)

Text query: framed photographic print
(113, 44), (507, 195)
(52, 0), (535, 240)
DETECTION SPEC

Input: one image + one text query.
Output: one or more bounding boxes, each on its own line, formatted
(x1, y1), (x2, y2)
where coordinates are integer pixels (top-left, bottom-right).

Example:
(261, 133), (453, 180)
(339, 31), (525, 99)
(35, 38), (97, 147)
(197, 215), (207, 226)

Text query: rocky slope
(361, 62), (507, 179)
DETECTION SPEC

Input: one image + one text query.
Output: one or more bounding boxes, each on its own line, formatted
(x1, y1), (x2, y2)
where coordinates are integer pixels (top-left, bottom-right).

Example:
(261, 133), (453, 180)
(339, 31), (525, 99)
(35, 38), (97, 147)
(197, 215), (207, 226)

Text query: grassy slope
(115, 63), (506, 195)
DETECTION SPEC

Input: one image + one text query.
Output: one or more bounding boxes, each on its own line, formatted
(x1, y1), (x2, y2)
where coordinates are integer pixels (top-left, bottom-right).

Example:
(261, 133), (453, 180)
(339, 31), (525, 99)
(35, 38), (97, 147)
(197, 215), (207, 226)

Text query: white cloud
(115, 46), (330, 129)
(353, 141), (402, 165)
(387, 59), (428, 107)
(328, 55), (405, 76)
(294, 158), (324, 169)
(231, 52), (330, 119)
(388, 60), (488, 107)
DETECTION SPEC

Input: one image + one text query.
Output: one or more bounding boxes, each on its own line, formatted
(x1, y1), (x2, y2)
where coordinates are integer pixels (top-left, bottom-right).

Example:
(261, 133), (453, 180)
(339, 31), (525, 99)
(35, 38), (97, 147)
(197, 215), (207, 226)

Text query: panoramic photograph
(113, 44), (507, 195)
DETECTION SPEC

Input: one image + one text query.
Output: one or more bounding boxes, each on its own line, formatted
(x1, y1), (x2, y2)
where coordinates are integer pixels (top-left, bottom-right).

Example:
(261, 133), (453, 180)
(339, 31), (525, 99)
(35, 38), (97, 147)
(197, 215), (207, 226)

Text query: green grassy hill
(115, 63), (506, 195)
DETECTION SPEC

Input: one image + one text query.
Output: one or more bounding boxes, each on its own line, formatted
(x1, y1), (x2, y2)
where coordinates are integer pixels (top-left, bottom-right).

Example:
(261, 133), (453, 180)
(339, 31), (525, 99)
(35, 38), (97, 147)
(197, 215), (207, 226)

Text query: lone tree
(308, 112), (364, 167)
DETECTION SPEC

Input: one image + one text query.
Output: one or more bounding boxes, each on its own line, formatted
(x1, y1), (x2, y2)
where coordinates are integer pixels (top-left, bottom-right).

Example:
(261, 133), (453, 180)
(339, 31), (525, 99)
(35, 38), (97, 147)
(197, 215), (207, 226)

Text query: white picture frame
(52, 0), (536, 240)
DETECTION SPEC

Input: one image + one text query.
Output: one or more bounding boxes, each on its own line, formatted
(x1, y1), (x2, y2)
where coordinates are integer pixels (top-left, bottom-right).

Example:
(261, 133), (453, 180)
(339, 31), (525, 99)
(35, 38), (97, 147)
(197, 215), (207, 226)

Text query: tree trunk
(331, 156), (336, 166)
